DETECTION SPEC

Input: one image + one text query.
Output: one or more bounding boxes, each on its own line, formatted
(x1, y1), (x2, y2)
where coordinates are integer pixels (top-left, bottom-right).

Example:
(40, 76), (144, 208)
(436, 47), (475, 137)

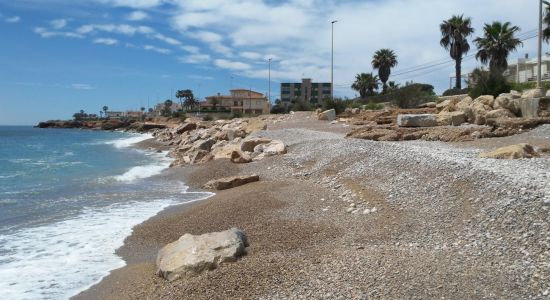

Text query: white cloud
(50, 19), (67, 29)
(5, 16), (20, 23)
(127, 10), (148, 21)
(214, 59), (250, 70)
(71, 83), (94, 90)
(97, 0), (164, 9)
(240, 51), (262, 60)
(144, 44), (171, 54)
(93, 38), (118, 45)
(152, 33), (181, 45)
(187, 74), (214, 80)
(178, 54), (210, 64)
(181, 45), (200, 54)
(76, 24), (153, 36)
(34, 27), (84, 39)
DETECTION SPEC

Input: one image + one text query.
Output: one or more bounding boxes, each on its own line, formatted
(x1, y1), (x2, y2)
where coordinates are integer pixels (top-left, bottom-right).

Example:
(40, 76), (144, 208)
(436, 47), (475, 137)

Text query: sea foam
(104, 134), (153, 149)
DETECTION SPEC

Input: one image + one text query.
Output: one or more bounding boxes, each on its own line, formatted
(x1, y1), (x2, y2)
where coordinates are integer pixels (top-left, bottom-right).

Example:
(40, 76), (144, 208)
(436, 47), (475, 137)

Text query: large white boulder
(522, 88), (545, 99)
(318, 109), (336, 121)
(397, 114), (438, 127)
(253, 140), (287, 156)
(156, 228), (249, 281)
(240, 138), (272, 152)
(486, 109), (516, 119)
(474, 95), (495, 108)
(494, 94), (520, 115)
(437, 111), (466, 126)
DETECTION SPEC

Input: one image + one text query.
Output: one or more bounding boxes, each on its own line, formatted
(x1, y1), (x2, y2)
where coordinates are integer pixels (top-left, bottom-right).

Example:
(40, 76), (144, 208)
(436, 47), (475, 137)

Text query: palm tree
(351, 73), (380, 98)
(181, 89), (196, 110)
(474, 21), (523, 75)
(543, 1), (550, 42)
(102, 106), (108, 118)
(372, 49), (398, 94)
(440, 15), (474, 90)
(176, 90), (185, 110)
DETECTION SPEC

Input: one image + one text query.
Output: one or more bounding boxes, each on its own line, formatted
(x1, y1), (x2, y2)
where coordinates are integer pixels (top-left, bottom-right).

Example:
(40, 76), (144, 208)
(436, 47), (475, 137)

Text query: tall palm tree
(176, 90), (185, 110)
(102, 106), (108, 118)
(440, 15), (474, 90)
(351, 73), (380, 98)
(474, 21), (523, 75)
(543, 1), (550, 42)
(372, 49), (398, 94)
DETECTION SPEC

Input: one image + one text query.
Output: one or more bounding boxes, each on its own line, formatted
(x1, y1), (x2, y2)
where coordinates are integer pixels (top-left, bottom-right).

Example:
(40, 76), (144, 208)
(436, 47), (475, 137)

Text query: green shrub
(322, 97), (346, 114)
(509, 81), (550, 92)
(363, 102), (384, 110)
(348, 102), (362, 109)
(291, 99), (312, 111)
(467, 68), (511, 98)
(202, 114), (213, 121)
(366, 83), (436, 108)
(442, 87), (469, 96)
(230, 111), (242, 119)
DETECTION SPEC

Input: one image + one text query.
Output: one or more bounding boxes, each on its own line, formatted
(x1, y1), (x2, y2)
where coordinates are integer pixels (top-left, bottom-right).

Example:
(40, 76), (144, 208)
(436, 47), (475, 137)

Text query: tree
(176, 90), (185, 110)
(372, 49), (398, 94)
(211, 96), (220, 110)
(102, 106), (108, 118)
(474, 21), (523, 75)
(351, 73), (380, 98)
(162, 99), (173, 117)
(182, 89), (196, 110)
(440, 15), (474, 90)
(543, 1), (550, 42)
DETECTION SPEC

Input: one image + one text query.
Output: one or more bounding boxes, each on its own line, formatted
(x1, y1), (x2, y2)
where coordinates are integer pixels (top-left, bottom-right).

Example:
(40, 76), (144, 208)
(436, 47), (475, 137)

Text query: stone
(471, 102), (492, 125)
(211, 143), (240, 160)
(242, 119), (267, 134)
(351, 108), (360, 114)
(253, 140), (287, 156)
(230, 150), (252, 163)
(486, 109), (516, 119)
(190, 150), (210, 164)
(204, 174), (260, 190)
(521, 88), (545, 99)
(494, 94), (520, 115)
(397, 114), (438, 127)
(418, 102), (437, 108)
(437, 111), (466, 126)
(479, 143), (540, 159)
(519, 97), (550, 119)
(455, 96), (474, 122)
(193, 138), (216, 152)
(175, 122), (197, 134)
(156, 228), (248, 281)
(436, 99), (452, 110)
(240, 138), (272, 152)
(318, 109), (336, 121)
(474, 95), (495, 108)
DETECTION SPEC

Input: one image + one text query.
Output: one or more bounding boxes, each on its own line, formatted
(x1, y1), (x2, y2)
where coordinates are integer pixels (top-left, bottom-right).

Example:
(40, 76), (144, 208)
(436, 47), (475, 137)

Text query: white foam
(113, 152), (172, 183)
(0, 199), (174, 300)
(104, 134), (152, 149)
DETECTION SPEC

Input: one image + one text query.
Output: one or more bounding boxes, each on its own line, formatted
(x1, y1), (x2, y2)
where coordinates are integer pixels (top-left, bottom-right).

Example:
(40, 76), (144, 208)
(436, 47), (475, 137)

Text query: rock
(479, 143), (540, 159)
(175, 123), (197, 134)
(190, 150), (210, 164)
(211, 143), (240, 160)
(436, 99), (452, 110)
(486, 109), (516, 119)
(204, 174), (260, 190)
(455, 96), (474, 122)
(437, 111), (466, 126)
(241, 138), (272, 152)
(418, 102), (437, 108)
(193, 138), (216, 152)
(474, 95), (495, 108)
(521, 88), (544, 99)
(242, 119), (267, 134)
(471, 102), (491, 125)
(351, 108), (360, 114)
(318, 109), (336, 121)
(494, 94), (520, 115)
(253, 140), (287, 156)
(230, 150), (252, 163)
(156, 228), (248, 281)
(397, 114), (438, 127)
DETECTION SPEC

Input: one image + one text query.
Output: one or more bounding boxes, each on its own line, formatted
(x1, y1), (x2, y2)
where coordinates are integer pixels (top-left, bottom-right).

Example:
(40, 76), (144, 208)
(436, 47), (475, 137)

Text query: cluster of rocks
(150, 118), (287, 166)
(480, 143), (541, 159)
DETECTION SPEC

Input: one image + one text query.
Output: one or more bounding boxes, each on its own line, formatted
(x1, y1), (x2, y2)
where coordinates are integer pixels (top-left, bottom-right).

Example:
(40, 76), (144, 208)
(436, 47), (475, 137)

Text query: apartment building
(204, 89), (271, 114)
(280, 78), (332, 104)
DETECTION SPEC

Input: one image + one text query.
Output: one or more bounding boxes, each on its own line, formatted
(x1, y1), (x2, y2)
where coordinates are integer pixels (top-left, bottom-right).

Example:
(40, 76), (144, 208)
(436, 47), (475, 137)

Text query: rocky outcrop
(486, 109), (515, 119)
(521, 88), (544, 99)
(318, 109), (336, 121)
(230, 151), (252, 163)
(156, 228), (248, 281)
(437, 111), (466, 126)
(241, 138), (272, 152)
(204, 174), (260, 190)
(397, 114), (438, 127)
(479, 143), (540, 159)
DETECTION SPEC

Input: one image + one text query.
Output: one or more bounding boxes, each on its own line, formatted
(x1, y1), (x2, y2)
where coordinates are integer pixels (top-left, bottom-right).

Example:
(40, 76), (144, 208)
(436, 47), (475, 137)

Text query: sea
(0, 126), (213, 300)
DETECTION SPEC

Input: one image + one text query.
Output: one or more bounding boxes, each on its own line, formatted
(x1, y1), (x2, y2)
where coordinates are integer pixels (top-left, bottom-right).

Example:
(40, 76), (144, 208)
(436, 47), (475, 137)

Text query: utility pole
(538, 0), (543, 88)
(268, 58), (272, 103)
(331, 20), (338, 100)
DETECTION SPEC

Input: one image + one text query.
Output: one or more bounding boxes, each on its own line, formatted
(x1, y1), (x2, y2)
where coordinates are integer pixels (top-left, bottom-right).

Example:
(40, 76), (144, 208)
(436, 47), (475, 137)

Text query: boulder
(156, 228), (248, 281)
(204, 174), (260, 190)
(211, 143), (240, 160)
(397, 114), (438, 127)
(455, 96), (474, 122)
(318, 109), (336, 121)
(230, 151), (252, 164)
(437, 111), (466, 126)
(351, 108), (360, 114)
(253, 140), (287, 156)
(240, 138), (272, 152)
(474, 95), (495, 108)
(494, 94), (520, 115)
(243, 119), (267, 134)
(471, 102), (492, 125)
(418, 102), (437, 108)
(175, 123), (197, 134)
(521, 88), (545, 99)
(190, 150), (210, 164)
(193, 138), (216, 152)
(479, 143), (540, 159)
(486, 109), (516, 119)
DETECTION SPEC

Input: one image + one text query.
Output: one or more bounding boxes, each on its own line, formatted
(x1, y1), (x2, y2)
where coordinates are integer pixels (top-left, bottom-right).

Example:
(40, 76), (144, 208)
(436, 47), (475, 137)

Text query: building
(203, 89), (271, 114)
(126, 111), (144, 118)
(152, 102), (182, 116)
(449, 54), (550, 88)
(280, 78), (332, 104)
(106, 111), (125, 118)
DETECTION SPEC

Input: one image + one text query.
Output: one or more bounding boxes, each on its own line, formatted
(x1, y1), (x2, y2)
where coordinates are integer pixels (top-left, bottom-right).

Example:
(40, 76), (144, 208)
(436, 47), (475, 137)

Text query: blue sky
(0, 0), (544, 125)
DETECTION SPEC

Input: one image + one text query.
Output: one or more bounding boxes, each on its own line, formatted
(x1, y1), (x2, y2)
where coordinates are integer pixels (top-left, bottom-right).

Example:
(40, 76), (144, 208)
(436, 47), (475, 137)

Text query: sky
(0, 0), (545, 125)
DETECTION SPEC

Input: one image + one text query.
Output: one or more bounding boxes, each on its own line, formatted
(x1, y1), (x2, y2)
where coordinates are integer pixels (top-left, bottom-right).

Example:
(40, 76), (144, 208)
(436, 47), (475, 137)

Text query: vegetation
(162, 99), (173, 117)
(176, 89), (196, 110)
(510, 81), (550, 92)
(351, 73), (380, 98)
(322, 97), (346, 114)
(440, 15), (474, 90)
(102, 106), (108, 117)
(467, 68), (511, 98)
(372, 49), (398, 94)
(363, 102), (384, 110)
(202, 114), (213, 121)
(474, 21), (522, 75)
(544, 1), (550, 42)
(442, 87), (469, 96)
(231, 111), (243, 119)
(366, 82), (437, 108)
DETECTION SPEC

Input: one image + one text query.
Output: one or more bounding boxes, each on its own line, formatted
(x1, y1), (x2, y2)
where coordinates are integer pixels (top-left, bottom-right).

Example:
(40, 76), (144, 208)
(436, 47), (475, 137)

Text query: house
(106, 111), (125, 119)
(280, 78), (332, 104)
(126, 111), (144, 119)
(204, 89), (271, 114)
(152, 102), (182, 116)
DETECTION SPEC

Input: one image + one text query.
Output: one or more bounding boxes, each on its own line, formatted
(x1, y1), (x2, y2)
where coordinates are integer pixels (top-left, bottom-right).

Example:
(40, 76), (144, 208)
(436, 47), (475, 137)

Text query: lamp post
(538, 0), (543, 88)
(331, 20), (338, 100)
(268, 58), (272, 103)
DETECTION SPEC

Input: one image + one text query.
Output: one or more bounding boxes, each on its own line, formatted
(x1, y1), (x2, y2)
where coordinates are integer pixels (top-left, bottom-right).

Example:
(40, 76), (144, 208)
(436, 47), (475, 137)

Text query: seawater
(0, 126), (212, 299)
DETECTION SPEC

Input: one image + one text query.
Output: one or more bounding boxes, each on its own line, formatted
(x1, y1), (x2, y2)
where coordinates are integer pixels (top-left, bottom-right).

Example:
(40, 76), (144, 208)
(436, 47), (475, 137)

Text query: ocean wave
(104, 134), (153, 149)
(0, 199), (176, 300)
(111, 151), (172, 183)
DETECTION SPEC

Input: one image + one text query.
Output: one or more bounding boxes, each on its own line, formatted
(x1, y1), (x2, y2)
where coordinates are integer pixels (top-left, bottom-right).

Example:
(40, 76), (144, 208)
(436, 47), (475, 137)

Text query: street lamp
(268, 58), (272, 104)
(538, 0), (543, 88)
(331, 20), (338, 100)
